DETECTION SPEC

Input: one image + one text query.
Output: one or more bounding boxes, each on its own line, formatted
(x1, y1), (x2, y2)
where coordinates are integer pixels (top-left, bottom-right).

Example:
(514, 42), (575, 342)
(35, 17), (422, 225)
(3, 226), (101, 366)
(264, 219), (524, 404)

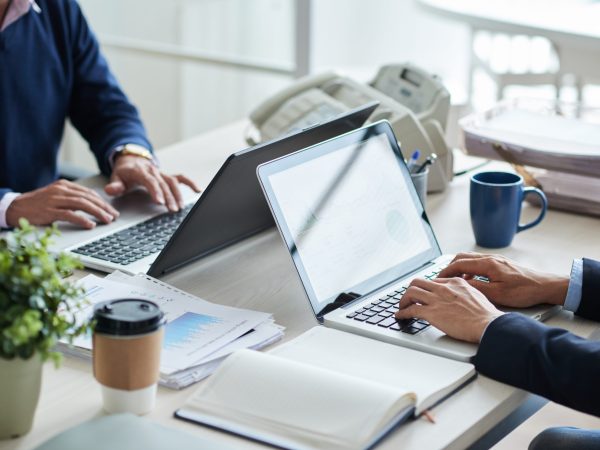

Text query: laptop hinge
(318, 260), (437, 319)
(317, 292), (361, 321)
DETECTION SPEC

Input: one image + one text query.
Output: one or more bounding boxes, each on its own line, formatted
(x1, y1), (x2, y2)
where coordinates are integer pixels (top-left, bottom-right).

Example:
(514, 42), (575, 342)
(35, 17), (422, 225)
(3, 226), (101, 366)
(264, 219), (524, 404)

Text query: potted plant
(0, 220), (89, 439)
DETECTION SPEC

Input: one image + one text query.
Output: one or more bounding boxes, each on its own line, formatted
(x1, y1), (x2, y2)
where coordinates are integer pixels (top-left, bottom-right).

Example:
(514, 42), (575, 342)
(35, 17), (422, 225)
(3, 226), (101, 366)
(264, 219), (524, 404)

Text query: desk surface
(3, 120), (600, 450)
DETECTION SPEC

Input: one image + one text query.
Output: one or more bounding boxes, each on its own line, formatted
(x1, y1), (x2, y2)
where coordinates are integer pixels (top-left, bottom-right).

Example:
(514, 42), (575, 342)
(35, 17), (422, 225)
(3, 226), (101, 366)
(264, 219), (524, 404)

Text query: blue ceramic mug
(470, 171), (548, 248)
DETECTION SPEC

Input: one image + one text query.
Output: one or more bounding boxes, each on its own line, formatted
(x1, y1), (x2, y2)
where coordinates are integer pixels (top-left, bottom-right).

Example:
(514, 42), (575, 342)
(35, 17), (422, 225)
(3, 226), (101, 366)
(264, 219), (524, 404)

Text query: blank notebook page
(271, 326), (475, 414)
(184, 349), (413, 450)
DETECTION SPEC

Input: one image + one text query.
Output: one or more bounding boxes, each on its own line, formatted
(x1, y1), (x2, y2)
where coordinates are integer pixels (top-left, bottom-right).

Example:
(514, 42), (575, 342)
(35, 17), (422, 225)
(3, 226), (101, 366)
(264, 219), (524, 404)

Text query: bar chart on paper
(59, 273), (281, 388)
(164, 312), (224, 350)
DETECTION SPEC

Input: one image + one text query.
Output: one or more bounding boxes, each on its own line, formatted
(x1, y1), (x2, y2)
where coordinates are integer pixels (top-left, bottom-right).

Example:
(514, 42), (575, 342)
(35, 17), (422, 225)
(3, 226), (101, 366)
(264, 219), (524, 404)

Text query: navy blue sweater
(0, 0), (151, 201)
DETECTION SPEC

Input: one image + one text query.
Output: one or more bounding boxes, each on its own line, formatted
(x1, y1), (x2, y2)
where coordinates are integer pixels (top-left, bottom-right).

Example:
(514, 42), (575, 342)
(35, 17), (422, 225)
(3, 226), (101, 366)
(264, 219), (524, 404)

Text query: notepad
(175, 327), (475, 450)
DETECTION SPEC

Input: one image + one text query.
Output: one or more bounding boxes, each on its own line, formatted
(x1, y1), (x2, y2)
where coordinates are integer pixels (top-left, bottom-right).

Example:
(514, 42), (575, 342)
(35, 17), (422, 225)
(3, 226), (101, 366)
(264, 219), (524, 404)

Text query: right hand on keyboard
(105, 155), (200, 212)
(395, 277), (504, 343)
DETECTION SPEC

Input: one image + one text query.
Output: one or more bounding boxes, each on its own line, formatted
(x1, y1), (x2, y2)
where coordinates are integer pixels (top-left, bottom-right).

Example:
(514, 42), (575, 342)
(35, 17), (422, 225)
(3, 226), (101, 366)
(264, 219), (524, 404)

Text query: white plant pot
(0, 354), (43, 439)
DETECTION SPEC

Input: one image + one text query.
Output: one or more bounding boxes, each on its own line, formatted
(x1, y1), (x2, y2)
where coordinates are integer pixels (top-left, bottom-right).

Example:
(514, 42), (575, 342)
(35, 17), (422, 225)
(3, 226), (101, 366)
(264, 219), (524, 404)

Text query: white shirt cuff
(563, 258), (584, 312)
(0, 192), (22, 229)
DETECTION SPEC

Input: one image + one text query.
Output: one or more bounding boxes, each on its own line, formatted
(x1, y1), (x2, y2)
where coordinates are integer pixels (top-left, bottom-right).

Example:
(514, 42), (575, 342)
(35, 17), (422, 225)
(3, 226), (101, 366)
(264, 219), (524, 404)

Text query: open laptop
(60, 102), (379, 277)
(257, 121), (560, 362)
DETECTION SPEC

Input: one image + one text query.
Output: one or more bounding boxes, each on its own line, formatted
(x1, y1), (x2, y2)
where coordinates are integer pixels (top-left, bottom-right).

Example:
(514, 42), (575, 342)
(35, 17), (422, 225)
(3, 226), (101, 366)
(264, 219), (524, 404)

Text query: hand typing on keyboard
(5, 157), (201, 229)
(395, 277), (504, 343)
(6, 180), (120, 229)
(105, 154), (201, 213)
(346, 268), (446, 335)
(437, 252), (569, 308)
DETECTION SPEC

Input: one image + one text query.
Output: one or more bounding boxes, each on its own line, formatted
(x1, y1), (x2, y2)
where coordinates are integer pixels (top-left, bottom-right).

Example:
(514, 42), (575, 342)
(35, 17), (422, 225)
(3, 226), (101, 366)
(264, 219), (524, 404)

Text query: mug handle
(517, 187), (548, 233)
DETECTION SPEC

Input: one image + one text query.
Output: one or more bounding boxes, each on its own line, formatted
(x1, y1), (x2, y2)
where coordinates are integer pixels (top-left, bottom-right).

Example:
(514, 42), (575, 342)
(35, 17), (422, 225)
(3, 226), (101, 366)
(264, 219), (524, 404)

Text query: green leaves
(3, 310), (43, 345)
(0, 219), (90, 365)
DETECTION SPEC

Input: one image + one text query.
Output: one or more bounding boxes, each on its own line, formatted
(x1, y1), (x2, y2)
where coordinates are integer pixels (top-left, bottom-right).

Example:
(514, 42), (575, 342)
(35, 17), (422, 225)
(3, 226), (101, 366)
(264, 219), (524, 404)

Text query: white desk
(3, 120), (600, 450)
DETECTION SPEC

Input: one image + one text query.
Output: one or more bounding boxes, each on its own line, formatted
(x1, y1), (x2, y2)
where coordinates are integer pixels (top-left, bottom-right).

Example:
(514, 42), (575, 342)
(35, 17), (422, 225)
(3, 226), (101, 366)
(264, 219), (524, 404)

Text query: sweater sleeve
(65, 0), (152, 176)
(474, 313), (600, 417)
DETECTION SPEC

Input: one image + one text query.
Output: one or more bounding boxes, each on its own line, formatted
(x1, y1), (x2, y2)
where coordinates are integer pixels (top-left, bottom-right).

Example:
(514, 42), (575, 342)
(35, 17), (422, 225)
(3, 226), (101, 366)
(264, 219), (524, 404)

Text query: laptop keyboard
(345, 267), (442, 335)
(72, 204), (193, 266)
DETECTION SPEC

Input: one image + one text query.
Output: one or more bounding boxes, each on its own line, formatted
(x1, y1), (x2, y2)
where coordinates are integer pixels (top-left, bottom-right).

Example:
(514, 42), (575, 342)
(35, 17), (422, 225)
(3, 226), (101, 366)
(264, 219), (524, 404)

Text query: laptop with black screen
(61, 102), (379, 277)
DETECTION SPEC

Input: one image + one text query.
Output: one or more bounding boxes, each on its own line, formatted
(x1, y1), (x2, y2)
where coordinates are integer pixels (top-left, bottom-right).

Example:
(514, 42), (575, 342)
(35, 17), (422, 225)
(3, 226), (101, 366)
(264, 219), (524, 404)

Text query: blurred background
(62, 0), (600, 171)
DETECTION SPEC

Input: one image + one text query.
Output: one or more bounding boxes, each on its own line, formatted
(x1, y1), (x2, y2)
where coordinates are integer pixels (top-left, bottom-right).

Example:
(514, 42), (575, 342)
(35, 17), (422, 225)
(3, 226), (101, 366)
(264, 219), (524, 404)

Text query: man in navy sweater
(396, 253), (600, 448)
(0, 0), (199, 230)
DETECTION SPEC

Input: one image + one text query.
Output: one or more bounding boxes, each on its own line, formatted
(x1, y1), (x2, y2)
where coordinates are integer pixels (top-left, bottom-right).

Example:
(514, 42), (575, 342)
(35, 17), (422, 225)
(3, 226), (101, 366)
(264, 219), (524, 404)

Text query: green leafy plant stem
(0, 219), (89, 365)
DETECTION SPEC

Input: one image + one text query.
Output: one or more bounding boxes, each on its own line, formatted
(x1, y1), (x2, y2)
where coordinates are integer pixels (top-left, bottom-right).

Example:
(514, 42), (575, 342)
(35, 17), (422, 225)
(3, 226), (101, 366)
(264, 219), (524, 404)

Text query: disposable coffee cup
(92, 299), (165, 415)
(410, 167), (429, 209)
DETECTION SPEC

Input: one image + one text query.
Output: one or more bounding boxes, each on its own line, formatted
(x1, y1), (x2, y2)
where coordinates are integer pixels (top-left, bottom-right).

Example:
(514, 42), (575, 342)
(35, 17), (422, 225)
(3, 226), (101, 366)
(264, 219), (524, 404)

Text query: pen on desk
(415, 153), (438, 174)
(407, 149), (420, 173)
(421, 409), (436, 424)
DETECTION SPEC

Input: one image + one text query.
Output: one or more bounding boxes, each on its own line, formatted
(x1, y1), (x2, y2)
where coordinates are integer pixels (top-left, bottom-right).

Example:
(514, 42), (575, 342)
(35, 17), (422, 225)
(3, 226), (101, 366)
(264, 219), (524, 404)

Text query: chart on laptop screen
(268, 133), (430, 302)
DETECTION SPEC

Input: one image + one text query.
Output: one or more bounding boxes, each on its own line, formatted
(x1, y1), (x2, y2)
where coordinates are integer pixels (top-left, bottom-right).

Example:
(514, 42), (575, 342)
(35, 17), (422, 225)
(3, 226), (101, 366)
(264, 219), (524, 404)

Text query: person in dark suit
(396, 253), (600, 449)
(0, 0), (199, 230)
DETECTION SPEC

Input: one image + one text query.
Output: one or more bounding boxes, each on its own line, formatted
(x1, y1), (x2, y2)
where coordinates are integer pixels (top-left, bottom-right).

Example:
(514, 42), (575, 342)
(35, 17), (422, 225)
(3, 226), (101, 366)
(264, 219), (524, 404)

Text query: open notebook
(175, 327), (475, 450)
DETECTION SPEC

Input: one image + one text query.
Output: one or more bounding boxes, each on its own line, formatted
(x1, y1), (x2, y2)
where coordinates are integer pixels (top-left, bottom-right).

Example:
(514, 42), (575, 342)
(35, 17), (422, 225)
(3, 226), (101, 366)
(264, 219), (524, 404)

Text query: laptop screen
(258, 122), (441, 318)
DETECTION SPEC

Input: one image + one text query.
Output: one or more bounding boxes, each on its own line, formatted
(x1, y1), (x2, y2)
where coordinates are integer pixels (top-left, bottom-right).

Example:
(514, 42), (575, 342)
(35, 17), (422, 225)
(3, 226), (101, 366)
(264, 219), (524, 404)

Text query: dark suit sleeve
(65, 0), (152, 176)
(575, 258), (600, 322)
(0, 189), (11, 201)
(474, 313), (600, 417)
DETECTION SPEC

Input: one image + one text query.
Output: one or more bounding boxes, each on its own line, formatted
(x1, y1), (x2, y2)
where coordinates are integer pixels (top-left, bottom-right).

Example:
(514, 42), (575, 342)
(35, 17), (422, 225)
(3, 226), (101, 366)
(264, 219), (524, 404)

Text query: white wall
(178, 0), (295, 138)
(62, 0), (470, 171)
(312, 0), (469, 90)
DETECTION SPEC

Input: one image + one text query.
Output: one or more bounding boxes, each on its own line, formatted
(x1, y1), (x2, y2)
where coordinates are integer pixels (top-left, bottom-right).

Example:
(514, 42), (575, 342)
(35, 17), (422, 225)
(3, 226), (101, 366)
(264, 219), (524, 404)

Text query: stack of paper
(527, 169), (600, 217)
(58, 272), (284, 389)
(460, 98), (600, 216)
(460, 98), (600, 177)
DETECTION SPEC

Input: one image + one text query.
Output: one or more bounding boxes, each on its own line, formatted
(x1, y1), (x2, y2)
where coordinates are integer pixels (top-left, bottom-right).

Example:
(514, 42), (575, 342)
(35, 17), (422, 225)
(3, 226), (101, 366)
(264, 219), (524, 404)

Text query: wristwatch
(115, 143), (154, 161)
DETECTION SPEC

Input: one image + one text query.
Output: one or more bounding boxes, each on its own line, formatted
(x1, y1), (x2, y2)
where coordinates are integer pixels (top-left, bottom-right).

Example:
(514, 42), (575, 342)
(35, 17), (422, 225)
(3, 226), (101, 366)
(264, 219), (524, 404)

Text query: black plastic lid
(93, 299), (165, 336)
